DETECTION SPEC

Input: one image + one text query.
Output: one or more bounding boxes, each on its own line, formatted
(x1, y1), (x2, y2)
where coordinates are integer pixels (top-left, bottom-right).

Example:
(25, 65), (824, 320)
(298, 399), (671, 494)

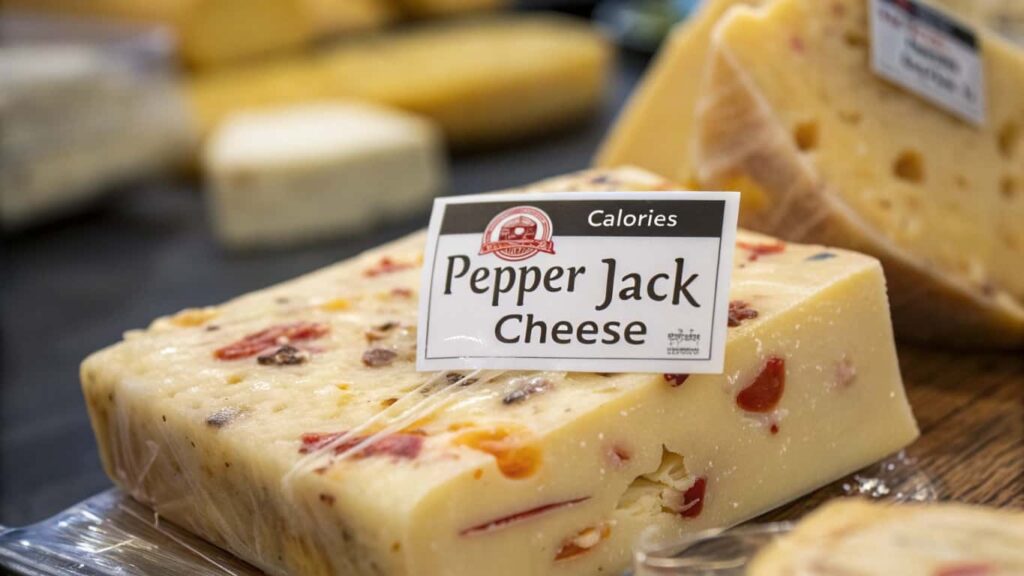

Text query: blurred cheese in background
(933, 0), (1024, 46)
(396, 0), (508, 18)
(595, 0), (765, 190)
(6, 0), (514, 70)
(0, 42), (194, 229)
(203, 103), (446, 248)
(695, 0), (1024, 348)
(188, 15), (611, 148)
(748, 499), (1024, 576)
(5, 0), (396, 69)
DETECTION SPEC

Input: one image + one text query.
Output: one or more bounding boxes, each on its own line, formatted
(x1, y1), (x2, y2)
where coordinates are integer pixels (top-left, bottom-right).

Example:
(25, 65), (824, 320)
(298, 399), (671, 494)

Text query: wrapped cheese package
(80, 168), (918, 576)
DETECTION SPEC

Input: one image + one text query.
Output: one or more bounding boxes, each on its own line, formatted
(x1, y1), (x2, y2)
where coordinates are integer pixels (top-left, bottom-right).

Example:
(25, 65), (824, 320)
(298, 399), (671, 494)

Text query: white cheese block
(749, 499), (1024, 576)
(81, 168), (918, 576)
(0, 45), (193, 229)
(695, 0), (1024, 348)
(203, 103), (447, 248)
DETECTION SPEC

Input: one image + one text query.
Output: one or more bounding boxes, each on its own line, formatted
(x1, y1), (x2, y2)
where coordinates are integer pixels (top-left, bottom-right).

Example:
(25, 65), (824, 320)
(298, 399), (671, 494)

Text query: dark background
(0, 49), (651, 527)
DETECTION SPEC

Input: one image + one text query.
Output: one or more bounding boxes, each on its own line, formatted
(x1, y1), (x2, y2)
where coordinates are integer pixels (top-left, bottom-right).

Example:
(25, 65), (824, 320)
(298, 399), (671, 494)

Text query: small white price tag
(416, 192), (740, 374)
(870, 0), (986, 126)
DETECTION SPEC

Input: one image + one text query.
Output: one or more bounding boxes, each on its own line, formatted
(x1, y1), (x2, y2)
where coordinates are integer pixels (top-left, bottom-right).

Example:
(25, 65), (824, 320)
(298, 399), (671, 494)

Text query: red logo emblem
(479, 206), (555, 261)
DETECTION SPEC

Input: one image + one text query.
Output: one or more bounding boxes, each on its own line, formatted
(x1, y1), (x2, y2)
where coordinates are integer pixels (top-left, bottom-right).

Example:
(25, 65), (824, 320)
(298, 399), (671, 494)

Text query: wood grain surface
(760, 344), (1024, 521)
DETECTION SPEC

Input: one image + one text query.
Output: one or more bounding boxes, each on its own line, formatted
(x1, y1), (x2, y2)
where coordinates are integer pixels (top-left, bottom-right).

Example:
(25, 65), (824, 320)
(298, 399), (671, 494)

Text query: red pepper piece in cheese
(215, 322), (328, 360)
(736, 357), (786, 413)
(299, 432), (423, 460)
(680, 477), (707, 519)
(460, 496), (591, 537)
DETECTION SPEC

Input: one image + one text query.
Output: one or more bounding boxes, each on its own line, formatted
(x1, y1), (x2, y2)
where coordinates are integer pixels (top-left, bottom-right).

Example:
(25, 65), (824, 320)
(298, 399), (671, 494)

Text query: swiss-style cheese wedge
(595, 0), (764, 190)
(81, 168), (918, 576)
(749, 499), (1024, 576)
(188, 15), (611, 147)
(696, 0), (1024, 348)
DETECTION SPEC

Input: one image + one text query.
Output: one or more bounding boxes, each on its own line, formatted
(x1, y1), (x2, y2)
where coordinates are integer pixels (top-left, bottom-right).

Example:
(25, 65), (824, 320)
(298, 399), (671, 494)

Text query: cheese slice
(81, 168), (918, 576)
(187, 15), (611, 148)
(749, 499), (1024, 576)
(595, 0), (765, 190)
(203, 103), (446, 248)
(695, 0), (1024, 348)
(7, 0), (395, 69)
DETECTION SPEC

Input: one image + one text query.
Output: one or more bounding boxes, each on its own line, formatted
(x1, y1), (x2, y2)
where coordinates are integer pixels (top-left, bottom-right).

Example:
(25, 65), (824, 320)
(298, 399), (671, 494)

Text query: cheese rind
(188, 15), (611, 148)
(595, 0), (764, 188)
(749, 499), (1024, 576)
(695, 0), (1024, 348)
(203, 103), (446, 248)
(81, 168), (917, 576)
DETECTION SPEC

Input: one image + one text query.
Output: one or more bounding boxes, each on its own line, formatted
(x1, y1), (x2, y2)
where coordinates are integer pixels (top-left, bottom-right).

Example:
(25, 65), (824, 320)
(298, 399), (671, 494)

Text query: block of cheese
(188, 15), (611, 147)
(0, 45), (193, 229)
(695, 0), (1024, 348)
(203, 103), (446, 248)
(595, 0), (765, 189)
(81, 168), (918, 576)
(6, 0), (395, 69)
(749, 499), (1024, 576)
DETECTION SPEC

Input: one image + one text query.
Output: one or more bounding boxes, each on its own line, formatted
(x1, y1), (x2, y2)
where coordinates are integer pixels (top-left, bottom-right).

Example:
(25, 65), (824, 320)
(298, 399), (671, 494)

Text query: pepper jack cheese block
(81, 168), (918, 576)
(203, 103), (446, 248)
(749, 499), (1024, 576)
(188, 15), (611, 147)
(696, 0), (1024, 348)
(595, 0), (764, 188)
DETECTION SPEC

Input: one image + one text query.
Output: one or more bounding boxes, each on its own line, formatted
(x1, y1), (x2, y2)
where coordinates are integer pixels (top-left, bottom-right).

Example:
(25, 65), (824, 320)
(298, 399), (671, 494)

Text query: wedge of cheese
(695, 0), (1024, 348)
(203, 103), (446, 248)
(81, 168), (918, 576)
(749, 499), (1024, 576)
(595, 0), (765, 189)
(187, 15), (611, 147)
(7, 0), (395, 69)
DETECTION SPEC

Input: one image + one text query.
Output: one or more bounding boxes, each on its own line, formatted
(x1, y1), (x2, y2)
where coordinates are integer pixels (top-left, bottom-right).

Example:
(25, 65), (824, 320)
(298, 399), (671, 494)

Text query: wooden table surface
(761, 345), (1024, 521)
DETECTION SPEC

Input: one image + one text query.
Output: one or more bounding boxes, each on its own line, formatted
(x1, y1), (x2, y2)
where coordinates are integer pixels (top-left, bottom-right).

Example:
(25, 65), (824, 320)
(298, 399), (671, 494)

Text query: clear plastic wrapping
(27, 168), (921, 576)
(0, 450), (935, 575)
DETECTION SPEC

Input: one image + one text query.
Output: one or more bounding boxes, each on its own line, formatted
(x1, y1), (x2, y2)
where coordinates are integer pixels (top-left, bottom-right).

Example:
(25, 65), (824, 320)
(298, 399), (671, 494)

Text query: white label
(871, 0), (985, 126)
(416, 192), (740, 374)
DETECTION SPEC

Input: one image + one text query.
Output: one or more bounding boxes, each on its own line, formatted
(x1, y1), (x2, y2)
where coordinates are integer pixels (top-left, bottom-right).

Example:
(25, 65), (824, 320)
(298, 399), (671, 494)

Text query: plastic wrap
(632, 450), (938, 575)
(0, 450), (935, 575)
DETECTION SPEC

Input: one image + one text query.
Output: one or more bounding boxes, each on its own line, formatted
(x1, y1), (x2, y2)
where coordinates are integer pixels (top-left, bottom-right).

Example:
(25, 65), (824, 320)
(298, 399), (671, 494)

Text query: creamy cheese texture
(188, 15), (610, 147)
(203, 103), (445, 248)
(749, 499), (1024, 576)
(82, 168), (918, 576)
(695, 0), (1024, 348)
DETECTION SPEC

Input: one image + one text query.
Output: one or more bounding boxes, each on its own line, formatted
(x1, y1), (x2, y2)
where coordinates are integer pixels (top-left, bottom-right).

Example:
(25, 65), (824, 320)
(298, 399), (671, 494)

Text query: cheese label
(870, 0), (986, 126)
(417, 192), (740, 374)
